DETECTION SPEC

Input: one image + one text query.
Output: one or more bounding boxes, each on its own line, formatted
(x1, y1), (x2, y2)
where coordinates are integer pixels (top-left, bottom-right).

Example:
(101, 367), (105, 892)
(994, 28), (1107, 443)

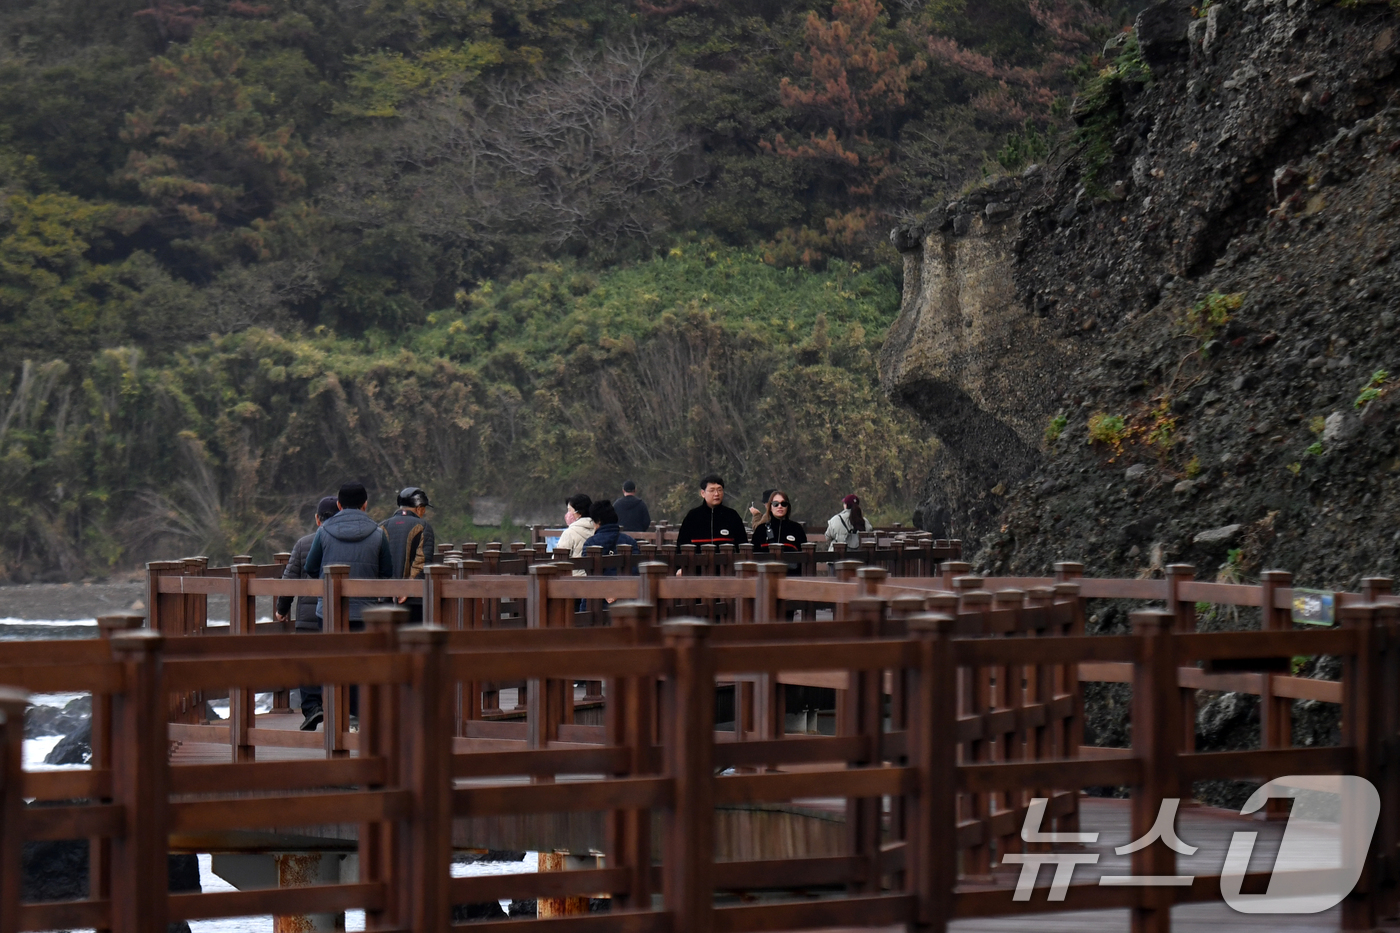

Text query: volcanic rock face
(887, 0), (1400, 587)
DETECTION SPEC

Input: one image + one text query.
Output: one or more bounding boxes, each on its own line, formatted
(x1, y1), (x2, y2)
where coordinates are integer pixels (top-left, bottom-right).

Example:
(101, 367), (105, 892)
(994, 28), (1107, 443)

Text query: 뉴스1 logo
(1006, 775), (1379, 913)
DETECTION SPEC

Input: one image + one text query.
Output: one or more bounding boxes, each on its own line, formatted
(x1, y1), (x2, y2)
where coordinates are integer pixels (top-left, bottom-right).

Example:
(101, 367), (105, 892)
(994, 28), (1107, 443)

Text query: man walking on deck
(298, 481), (392, 730)
(274, 495), (339, 631)
(381, 486), (436, 623)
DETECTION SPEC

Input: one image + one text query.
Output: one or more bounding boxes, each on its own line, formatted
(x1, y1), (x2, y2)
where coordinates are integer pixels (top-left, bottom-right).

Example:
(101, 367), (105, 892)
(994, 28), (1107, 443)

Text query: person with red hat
(824, 493), (873, 550)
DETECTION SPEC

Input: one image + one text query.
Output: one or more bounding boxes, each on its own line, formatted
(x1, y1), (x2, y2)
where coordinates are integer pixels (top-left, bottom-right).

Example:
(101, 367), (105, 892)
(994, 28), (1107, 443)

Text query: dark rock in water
(23, 841), (198, 932)
(26, 695), (91, 739)
(22, 840), (88, 901)
(589, 897), (612, 912)
(509, 900), (537, 917)
(453, 901), (509, 922)
(45, 719), (92, 765)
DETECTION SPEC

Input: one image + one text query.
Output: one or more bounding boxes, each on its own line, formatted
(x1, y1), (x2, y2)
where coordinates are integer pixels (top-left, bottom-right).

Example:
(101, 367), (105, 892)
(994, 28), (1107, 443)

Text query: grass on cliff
(1, 239), (936, 577)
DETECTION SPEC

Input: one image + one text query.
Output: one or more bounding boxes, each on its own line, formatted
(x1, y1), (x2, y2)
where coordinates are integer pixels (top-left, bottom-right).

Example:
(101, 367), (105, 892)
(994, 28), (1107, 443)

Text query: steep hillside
(888, 0), (1400, 591)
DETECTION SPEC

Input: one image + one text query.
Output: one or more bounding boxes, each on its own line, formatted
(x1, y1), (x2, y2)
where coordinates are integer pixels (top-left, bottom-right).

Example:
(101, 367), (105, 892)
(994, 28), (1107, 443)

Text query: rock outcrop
(887, 0), (1400, 588)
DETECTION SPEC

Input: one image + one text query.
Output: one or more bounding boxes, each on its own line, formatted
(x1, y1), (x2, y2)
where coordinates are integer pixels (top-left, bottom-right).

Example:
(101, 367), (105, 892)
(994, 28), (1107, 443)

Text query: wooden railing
(4, 588), (1398, 933)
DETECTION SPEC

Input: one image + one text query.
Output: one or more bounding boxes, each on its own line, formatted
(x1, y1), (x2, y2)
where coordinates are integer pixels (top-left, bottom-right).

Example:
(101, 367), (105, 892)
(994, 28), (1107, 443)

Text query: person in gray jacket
(274, 496), (339, 631)
(297, 482), (393, 730)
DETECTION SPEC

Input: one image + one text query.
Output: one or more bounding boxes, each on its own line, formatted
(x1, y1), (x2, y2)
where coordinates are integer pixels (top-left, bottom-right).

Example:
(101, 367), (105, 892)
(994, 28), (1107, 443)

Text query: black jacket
(676, 503), (747, 547)
(750, 517), (808, 552)
(276, 532), (320, 630)
(613, 495), (651, 532)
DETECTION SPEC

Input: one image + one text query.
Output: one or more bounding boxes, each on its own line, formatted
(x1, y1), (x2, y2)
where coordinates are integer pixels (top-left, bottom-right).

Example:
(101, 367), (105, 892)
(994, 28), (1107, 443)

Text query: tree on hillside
(761, 0), (925, 266)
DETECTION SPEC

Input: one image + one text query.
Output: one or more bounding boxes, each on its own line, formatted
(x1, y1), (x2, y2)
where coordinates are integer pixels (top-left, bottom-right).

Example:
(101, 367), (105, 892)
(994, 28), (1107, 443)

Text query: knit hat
(842, 494), (859, 508)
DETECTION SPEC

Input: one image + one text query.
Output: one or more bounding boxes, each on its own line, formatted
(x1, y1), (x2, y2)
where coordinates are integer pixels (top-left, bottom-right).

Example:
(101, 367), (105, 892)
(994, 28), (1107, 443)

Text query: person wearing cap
(274, 495), (339, 631)
(380, 486), (436, 623)
(299, 481), (393, 730)
(824, 493), (873, 550)
(612, 480), (651, 533)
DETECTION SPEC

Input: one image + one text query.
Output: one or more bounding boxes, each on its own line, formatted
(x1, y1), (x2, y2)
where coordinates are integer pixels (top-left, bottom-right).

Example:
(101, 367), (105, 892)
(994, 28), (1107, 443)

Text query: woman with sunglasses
(749, 490), (807, 567)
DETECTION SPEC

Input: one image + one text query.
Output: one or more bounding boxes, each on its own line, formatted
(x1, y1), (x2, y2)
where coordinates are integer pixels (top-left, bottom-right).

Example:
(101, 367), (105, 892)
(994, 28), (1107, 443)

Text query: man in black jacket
(274, 496), (339, 631)
(676, 473), (747, 548)
(613, 480), (651, 532)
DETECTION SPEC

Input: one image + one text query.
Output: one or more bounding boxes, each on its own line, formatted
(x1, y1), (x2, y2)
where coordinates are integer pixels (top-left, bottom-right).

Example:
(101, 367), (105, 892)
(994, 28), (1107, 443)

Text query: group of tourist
(277, 473), (874, 730)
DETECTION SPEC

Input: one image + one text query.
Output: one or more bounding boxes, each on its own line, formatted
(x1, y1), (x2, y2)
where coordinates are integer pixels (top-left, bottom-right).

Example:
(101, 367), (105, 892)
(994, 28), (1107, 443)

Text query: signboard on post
(1292, 588), (1336, 626)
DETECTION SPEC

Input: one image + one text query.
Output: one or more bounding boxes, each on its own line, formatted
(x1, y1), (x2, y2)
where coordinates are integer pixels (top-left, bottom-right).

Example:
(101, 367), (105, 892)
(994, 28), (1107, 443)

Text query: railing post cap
(231, 562), (257, 574)
(324, 563), (350, 575)
(952, 575), (985, 590)
(1164, 563), (1195, 576)
(856, 566), (889, 579)
(1052, 582), (1081, 596)
(424, 563), (452, 575)
(609, 600), (653, 620)
(97, 613), (145, 636)
(1361, 576), (1393, 591)
(398, 625), (449, 647)
(960, 591), (993, 606)
(660, 617), (710, 639)
(0, 686), (30, 719)
(907, 612), (956, 635)
(941, 561), (972, 574)
(1260, 569), (1293, 582)
(994, 588), (1025, 602)
(890, 595), (926, 613)
(111, 629), (163, 655)
(529, 563), (559, 577)
(924, 593), (959, 610)
(638, 561), (669, 574)
(833, 560), (863, 571)
(1130, 609), (1174, 633)
(756, 561), (786, 575)
(1052, 561), (1084, 573)
(363, 606), (411, 627)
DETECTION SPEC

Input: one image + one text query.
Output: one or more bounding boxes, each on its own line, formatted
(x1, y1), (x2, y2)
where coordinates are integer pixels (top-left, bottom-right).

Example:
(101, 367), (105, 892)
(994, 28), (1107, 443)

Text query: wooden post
(605, 602), (655, 909)
(229, 563), (257, 762)
(661, 620), (714, 933)
(91, 614), (144, 928)
(754, 562), (783, 624)
(399, 625), (451, 933)
(1341, 603), (1387, 930)
(322, 564), (351, 758)
(0, 687), (27, 933)
(109, 631), (169, 933)
(844, 596), (884, 894)
(906, 613), (957, 933)
(361, 607), (406, 930)
(527, 564), (564, 748)
(1129, 610), (1178, 933)
(1257, 570), (1293, 819)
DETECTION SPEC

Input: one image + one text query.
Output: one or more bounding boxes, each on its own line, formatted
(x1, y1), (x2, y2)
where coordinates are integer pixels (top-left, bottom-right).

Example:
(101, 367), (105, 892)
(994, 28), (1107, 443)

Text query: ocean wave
(0, 617), (97, 626)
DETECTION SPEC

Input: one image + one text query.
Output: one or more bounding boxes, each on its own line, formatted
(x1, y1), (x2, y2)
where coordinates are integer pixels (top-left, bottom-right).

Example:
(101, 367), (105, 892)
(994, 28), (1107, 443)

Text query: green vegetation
(0, 0), (1129, 576)
(1306, 441), (1325, 457)
(1044, 412), (1068, 444)
(1354, 369), (1390, 409)
(1071, 27), (1151, 189)
(1087, 412), (1127, 448)
(1184, 291), (1245, 348)
(0, 243), (934, 576)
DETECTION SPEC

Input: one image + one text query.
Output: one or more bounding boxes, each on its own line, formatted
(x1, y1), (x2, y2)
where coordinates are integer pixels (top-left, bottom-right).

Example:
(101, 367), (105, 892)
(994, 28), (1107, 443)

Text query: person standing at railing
(824, 493), (872, 551)
(748, 488), (775, 533)
(676, 473), (747, 549)
(274, 495), (338, 630)
(613, 480), (651, 532)
(557, 493), (596, 577)
(750, 490), (807, 571)
(297, 481), (393, 731)
(381, 486), (436, 624)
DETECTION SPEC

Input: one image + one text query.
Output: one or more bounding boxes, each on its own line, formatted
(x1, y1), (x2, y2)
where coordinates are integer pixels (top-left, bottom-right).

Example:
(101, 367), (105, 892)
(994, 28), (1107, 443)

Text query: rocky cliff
(887, 0), (1400, 590)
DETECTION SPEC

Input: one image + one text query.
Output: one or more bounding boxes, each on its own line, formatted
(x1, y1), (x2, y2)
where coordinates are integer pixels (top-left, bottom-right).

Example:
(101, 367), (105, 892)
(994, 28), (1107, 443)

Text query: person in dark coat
(749, 490), (807, 554)
(274, 496), (339, 631)
(380, 486), (436, 623)
(583, 501), (639, 561)
(612, 480), (651, 532)
(676, 473), (747, 548)
(298, 481), (392, 730)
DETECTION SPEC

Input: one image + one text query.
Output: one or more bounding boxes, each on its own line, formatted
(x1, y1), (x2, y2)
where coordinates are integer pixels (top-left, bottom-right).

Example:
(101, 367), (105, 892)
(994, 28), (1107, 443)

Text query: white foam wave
(0, 617), (98, 626)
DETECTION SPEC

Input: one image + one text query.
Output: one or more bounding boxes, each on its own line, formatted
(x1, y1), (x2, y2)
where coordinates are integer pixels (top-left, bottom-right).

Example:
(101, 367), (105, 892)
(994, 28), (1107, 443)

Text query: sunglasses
(770, 501), (788, 508)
